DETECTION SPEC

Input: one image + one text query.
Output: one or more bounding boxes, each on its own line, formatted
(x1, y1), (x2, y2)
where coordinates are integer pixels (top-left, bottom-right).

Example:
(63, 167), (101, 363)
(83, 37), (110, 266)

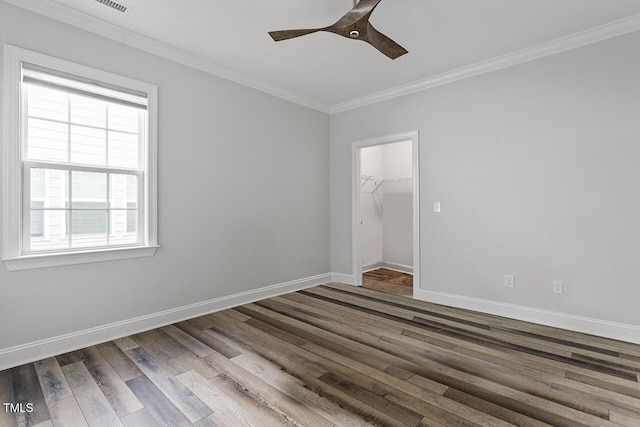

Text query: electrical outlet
(434, 202), (441, 213)
(553, 281), (563, 294)
(504, 275), (515, 288)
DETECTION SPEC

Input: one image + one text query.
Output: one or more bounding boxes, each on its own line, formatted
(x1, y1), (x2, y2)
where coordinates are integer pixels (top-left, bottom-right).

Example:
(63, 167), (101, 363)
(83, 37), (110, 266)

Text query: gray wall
(380, 141), (413, 268)
(0, 2), (330, 350)
(331, 31), (640, 326)
(383, 193), (413, 268)
(360, 145), (384, 267)
(360, 193), (384, 267)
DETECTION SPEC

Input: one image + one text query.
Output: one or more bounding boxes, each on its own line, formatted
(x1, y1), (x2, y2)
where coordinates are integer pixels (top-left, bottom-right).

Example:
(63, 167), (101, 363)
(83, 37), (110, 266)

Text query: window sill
(2, 245), (159, 271)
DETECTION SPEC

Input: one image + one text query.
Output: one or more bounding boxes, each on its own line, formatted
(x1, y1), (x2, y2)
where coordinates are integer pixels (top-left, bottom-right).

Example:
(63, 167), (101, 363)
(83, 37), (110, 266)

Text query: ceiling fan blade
(332, 0), (383, 28)
(269, 28), (321, 42)
(362, 23), (408, 60)
(268, 0), (408, 60)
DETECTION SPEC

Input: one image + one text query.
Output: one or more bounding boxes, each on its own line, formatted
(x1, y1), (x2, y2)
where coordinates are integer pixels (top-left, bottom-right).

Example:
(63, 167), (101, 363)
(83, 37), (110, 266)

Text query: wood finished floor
(363, 268), (413, 296)
(2, 284), (640, 426)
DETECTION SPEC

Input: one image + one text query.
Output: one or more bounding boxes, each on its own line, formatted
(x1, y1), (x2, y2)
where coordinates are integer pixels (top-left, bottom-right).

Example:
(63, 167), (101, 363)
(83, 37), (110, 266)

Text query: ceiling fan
(268, 0), (408, 60)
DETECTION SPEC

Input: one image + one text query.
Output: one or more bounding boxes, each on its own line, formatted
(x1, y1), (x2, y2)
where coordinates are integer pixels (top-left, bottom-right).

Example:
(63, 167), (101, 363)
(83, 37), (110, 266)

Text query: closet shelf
(361, 174), (411, 194)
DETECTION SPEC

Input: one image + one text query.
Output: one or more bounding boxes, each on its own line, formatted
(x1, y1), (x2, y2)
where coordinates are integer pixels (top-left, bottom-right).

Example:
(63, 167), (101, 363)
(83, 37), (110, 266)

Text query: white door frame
(351, 130), (421, 292)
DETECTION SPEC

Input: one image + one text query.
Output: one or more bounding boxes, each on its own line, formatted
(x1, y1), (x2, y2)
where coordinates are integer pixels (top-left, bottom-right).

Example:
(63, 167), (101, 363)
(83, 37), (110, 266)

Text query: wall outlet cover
(504, 274), (515, 288)
(553, 280), (563, 294)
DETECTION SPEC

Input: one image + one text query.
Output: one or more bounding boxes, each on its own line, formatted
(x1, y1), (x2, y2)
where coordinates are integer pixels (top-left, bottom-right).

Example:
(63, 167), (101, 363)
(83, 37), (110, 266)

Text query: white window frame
(2, 45), (158, 271)
(29, 168), (47, 241)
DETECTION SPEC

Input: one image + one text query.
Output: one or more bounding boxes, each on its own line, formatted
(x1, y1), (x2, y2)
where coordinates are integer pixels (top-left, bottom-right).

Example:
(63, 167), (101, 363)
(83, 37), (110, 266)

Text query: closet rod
(361, 174), (411, 182)
(361, 175), (412, 194)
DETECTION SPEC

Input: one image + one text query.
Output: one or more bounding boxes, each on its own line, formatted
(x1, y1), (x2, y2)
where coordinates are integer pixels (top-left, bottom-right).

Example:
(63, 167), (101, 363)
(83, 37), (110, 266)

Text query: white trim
(1, 45), (159, 270)
(0, 272), (331, 370)
(382, 262), (413, 275)
(414, 289), (640, 345)
(1, 0), (329, 113)
(382, 262), (414, 275)
(2, 44), (22, 261)
(330, 13), (640, 114)
(351, 131), (421, 291)
(362, 261), (413, 275)
(2, 245), (159, 271)
(23, 161), (142, 175)
(362, 261), (385, 273)
(7, 45), (158, 97)
(146, 84), (159, 248)
(330, 273), (358, 286)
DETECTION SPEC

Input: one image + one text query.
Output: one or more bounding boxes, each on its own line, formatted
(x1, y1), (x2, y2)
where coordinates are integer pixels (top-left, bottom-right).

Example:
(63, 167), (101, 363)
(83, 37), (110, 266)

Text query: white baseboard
(363, 261), (413, 275)
(0, 273), (331, 371)
(362, 261), (384, 273)
(330, 273), (358, 286)
(380, 262), (413, 275)
(414, 289), (640, 345)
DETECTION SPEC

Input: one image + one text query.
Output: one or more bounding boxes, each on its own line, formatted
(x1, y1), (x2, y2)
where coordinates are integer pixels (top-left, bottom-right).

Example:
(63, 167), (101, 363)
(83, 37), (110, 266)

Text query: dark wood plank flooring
(2, 283), (640, 426)
(363, 268), (413, 296)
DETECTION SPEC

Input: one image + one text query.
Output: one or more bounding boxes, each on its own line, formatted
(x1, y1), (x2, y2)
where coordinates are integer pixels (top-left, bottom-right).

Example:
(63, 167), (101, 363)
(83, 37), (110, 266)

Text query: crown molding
(330, 13), (640, 114)
(1, 0), (330, 113)
(4, 0), (640, 116)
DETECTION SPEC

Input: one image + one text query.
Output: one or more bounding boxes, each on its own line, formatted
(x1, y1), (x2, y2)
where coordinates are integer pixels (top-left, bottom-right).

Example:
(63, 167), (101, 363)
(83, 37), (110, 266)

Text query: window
(2, 45), (158, 270)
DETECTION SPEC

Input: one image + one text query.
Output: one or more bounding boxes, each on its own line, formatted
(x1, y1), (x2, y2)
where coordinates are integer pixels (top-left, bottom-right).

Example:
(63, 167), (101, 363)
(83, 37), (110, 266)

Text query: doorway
(351, 131), (420, 296)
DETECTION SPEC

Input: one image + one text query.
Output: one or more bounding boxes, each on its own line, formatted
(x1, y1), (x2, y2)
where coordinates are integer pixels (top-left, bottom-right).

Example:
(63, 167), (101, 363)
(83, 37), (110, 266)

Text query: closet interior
(360, 140), (414, 296)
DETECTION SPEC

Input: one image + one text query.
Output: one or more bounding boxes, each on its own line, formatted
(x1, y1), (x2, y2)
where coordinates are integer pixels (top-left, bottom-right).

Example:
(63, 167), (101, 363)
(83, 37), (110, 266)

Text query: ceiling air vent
(94, 0), (129, 13)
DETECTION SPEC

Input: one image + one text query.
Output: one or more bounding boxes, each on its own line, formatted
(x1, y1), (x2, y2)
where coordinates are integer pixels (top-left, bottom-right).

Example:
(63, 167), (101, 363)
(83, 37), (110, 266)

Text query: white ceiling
(15, 0), (640, 111)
